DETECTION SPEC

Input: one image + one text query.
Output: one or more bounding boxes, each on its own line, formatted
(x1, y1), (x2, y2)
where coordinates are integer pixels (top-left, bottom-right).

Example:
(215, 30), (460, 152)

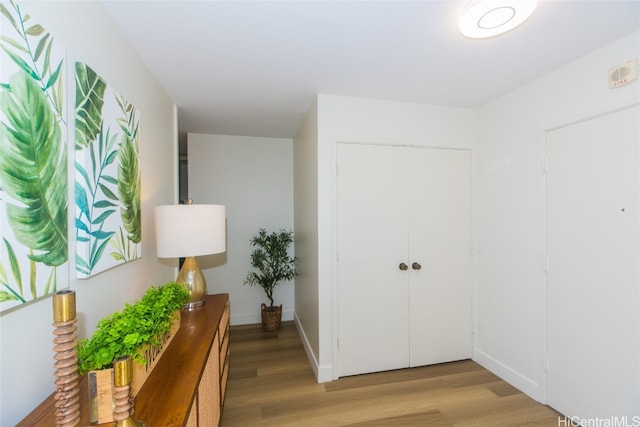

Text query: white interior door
(408, 148), (472, 366)
(337, 143), (410, 377)
(546, 106), (640, 419)
(337, 143), (472, 377)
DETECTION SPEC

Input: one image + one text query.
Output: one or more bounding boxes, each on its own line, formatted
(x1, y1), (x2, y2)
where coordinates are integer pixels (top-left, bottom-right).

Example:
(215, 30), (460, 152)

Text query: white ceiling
(102, 0), (640, 139)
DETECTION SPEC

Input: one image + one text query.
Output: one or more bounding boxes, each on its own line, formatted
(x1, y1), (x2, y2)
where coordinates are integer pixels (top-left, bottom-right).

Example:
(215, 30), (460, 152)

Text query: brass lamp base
(177, 256), (207, 309)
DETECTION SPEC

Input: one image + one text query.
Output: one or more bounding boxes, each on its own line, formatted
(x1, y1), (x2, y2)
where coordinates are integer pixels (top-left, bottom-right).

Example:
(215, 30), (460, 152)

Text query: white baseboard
(316, 363), (333, 383)
(294, 313), (333, 383)
(474, 349), (544, 403)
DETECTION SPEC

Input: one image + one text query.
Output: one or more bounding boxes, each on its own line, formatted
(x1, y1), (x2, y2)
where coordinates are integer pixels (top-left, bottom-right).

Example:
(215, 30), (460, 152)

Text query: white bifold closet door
(546, 106), (640, 419)
(337, 143), (471, 377)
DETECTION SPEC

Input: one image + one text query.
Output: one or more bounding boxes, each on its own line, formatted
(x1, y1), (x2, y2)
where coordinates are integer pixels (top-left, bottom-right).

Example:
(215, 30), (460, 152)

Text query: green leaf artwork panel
(75, 62), (142, 278)
(75, 61), (105, 150)
(0, 0), (69, 313)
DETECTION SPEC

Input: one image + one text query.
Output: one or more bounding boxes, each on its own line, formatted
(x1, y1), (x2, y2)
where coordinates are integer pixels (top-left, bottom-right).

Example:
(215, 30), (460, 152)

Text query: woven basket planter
(261, 303), (282, 332)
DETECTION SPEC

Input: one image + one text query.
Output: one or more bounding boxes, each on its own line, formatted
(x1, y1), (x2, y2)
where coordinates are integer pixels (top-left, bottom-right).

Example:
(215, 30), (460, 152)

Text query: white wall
(293, 99), (321, 377)
(474, 31), (640, 402)
(0, 2), (178, 425)
(307, 94), (476, 381)
(187, 133), (294, 325)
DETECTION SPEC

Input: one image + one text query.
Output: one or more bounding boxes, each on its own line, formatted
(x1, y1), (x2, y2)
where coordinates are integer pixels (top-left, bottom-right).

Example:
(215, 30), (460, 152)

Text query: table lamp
(155, 201), (226, 309)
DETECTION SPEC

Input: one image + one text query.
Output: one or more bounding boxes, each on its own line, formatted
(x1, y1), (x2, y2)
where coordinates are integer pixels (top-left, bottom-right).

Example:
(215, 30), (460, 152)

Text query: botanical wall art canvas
(75, 62), (141, 278)
(0, 0), (69, 312)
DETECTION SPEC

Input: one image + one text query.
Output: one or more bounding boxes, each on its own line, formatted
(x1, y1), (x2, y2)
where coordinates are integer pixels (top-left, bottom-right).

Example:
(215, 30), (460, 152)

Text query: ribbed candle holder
(52, 289), (80, 427)
(113, 356), (146, 427)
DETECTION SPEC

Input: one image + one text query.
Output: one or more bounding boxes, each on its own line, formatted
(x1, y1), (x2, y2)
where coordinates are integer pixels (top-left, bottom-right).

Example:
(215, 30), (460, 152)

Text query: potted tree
(245, 228), (297, 331)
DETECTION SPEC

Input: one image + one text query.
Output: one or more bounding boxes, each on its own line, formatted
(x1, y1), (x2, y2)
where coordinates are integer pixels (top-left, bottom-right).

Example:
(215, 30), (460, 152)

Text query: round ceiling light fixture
(459, 0), (537, 39)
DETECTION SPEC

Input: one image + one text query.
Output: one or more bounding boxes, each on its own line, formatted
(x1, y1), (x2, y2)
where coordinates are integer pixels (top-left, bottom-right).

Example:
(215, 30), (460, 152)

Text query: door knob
(399, 263), (408, 271)
(412, 262), (422, 270)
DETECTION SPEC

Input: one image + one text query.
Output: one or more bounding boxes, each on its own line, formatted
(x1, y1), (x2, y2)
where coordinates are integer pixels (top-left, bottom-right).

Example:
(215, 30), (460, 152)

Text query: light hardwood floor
(221, 322), (564, 426)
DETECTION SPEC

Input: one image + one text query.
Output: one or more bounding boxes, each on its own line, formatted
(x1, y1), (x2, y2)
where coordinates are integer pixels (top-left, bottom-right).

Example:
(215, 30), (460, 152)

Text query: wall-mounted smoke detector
(459, 0), (537, 39)
(608, 59), (638, 89)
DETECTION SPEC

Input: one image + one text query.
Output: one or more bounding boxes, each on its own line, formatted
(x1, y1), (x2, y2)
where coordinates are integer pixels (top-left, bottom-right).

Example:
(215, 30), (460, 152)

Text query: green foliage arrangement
(77, 282), (189, 374)
(245, 228), (297, 308)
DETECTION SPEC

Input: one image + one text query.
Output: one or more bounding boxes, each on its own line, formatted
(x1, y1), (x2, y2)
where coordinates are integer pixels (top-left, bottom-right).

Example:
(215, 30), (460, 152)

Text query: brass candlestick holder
(113, 356), (146, 427)
(52, 289), (80, 427)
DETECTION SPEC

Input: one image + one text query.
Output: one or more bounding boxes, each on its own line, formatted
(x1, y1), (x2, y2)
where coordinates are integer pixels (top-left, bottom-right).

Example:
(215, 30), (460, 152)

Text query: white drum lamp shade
(155, 204), (226, 308)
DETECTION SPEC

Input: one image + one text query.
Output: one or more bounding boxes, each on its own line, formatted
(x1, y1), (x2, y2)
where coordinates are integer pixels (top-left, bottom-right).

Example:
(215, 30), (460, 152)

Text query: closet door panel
(408, 148), (472, 366)
(337, 143), (410, 377)
(546, 106), (640, 419)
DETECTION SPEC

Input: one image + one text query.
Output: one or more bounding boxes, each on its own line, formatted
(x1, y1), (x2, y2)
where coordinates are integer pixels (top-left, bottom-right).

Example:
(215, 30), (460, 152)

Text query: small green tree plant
(245, 228), (297, 309)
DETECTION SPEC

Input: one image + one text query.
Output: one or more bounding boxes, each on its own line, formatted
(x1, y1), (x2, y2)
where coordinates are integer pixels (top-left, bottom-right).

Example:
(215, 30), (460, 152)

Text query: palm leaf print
(0, 1), (67, 309)
(0, 0), (64, 117)
(116, 95), (141, 245)
(75, 62), (105, 150)
(0, 70), (68, 267)
(74, 64), (142, 274)
(0, 237), (25, 302)
(75, 124), (119, 276)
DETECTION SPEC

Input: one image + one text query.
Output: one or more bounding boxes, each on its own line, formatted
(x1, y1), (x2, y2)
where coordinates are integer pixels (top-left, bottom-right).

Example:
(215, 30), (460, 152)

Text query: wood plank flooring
(221, 322), (564, 426)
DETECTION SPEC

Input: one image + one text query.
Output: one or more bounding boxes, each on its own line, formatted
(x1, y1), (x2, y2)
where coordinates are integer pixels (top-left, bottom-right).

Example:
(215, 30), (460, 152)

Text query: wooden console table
(18, 293), (230, 427)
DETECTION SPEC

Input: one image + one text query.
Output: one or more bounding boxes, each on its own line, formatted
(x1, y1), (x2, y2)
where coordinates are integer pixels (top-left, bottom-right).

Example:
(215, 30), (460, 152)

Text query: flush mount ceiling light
(459, 0), (537, 39)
